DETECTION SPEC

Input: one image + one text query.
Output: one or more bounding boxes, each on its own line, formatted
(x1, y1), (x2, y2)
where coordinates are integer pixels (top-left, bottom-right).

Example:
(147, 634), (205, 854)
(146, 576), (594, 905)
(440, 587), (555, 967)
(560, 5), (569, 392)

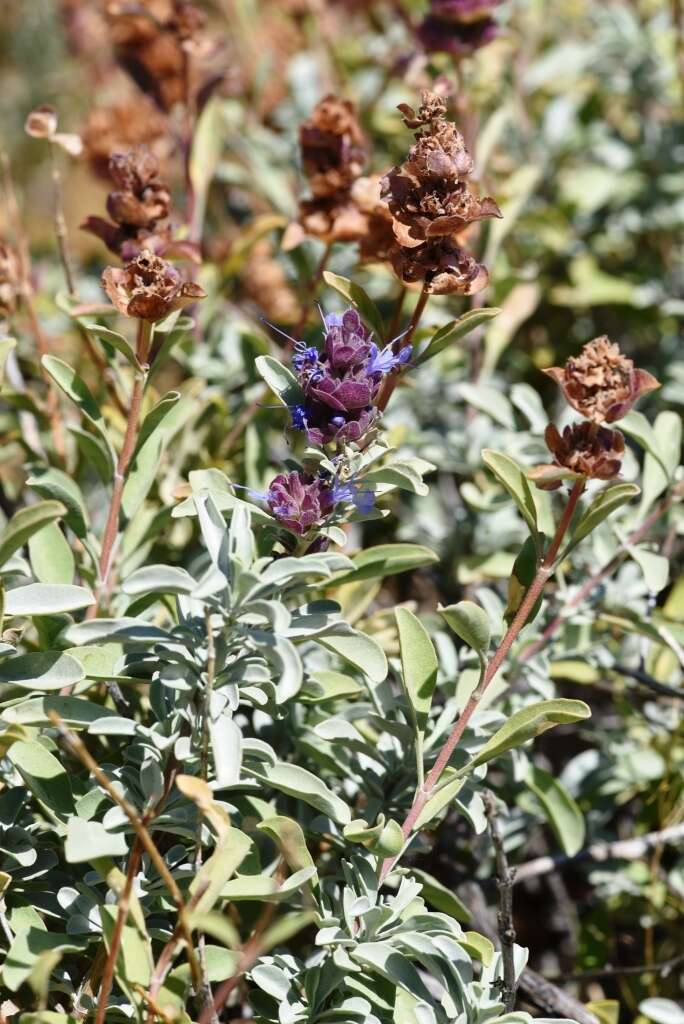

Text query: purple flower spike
(266, 471), (334, 536)
(287, 306), (411, 447)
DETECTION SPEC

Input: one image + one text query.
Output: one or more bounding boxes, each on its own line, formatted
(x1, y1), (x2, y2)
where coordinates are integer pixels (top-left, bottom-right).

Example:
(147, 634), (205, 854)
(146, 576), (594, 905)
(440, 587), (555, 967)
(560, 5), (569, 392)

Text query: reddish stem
(95, 839), (143, 1024)
(379, 479), (586, 882)
(87, 319), (152, 618)
(376, 284), (429, 414)
(520, 481), (684, 663)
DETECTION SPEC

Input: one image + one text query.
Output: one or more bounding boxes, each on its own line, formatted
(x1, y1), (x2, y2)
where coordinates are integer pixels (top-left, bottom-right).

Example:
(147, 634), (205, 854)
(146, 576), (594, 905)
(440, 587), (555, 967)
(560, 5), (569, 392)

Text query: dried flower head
(382, 92), (500, 247)
(82, 147), (174, 259)
(82, 99), (171, 180)
(530, 422), (625, 491)
(286, 95), (371, 248)
(300, 96), (366, 198)
(102, 249), (206, 321)
(390, 238), (489, 295)
(417, 0), (501, 57)
(105, 0), (208, 112)
(382, 92), (500, 292)
(351, 176), (396, 262)
(544, 336), (660, 424)
(0, 242), (22, 320)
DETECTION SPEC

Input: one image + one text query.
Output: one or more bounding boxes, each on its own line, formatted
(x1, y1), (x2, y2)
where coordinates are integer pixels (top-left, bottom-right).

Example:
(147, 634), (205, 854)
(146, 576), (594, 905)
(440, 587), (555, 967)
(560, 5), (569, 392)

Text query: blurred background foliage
(0, 0), (683, 1019)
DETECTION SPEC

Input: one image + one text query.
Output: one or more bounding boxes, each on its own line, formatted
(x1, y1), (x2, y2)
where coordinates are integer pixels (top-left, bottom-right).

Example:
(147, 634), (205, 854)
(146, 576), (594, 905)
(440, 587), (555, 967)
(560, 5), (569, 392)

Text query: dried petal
(530, 421), (625, 491)
(102, 249), (206, 321)
(544, 337), (660, 423)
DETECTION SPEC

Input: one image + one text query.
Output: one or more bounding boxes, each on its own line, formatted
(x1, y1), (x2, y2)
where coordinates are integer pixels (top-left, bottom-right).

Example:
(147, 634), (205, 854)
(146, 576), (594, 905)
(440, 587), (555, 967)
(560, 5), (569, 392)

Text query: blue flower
(330, 478), (375, 514)
(290, 404), (308, 430)
(366, 342), (413, 376)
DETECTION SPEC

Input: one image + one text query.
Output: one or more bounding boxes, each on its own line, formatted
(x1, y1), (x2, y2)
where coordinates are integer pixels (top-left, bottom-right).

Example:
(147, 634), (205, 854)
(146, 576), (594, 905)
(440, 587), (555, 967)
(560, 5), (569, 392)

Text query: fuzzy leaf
(439, 601), (491, 655)
(482, 449), (538, 537)
(469, 699), (591, 770)
(396, 607), (438, 734)
(524, 763), (585, 856)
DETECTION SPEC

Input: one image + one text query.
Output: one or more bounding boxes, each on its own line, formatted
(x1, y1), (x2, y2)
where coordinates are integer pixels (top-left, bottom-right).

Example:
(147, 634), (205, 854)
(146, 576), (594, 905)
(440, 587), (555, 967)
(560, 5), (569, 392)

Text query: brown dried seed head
(299, 95), (366, 199)
(530, 421), (625, 490)
(82, 100), (171, 181)
(389, 238), (489, 295)
(544, 336), (660, 423)
(102, 249), (206, 321)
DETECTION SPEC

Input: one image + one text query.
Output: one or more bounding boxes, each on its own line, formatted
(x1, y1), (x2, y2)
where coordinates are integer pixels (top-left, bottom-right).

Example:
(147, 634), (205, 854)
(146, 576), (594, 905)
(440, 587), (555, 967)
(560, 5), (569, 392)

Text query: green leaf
(469, 699), (591, 770)
(343, 815), (404, 856)
(318, 630), (388, 683)
(28, 522), (75, 584)
(566, 483), (640, 550)
(64, 816), (128, 862)
(122, 564), (196, 597)
(257, 815), (316, 872)
(406, 867), (471, 923)
(251, 762), (351, 824)
(439, 601), (491, 656)
(189, 827), (252, 913)
(329, 543), (439, 586)
(84, 323), (141, 369)
(630, 547), (670, 594)
(459, 931), (494, 965)
(395, 607), (438, 734)
(41, 355), (115, 465)
(413, 772), (465, 829)
(100, 904), (151, 997)
(4, 584), (94, 617)
(415, 308), (500, 365)
(255, 355), (303, 407)
(7, 740), (74, 820)
(482, 449), (538, 537)
(620, 410), (669, 478)
(639, 411), (682, 513)
(351, 942), (434, 1005)
(3, 696), (119, 729)
(221, 867), (317, 902)
(2, 929), (83, 992)
(524, 763), (585, 856)
(27, 468), (89, 538)
(363, 464), (430, 496)
(504, 536), (543, 627)
(0, 501), (66, 569)
(0, 652), (84, 691)
(322, 271), (385, 339)
(122, 386), (201, 520)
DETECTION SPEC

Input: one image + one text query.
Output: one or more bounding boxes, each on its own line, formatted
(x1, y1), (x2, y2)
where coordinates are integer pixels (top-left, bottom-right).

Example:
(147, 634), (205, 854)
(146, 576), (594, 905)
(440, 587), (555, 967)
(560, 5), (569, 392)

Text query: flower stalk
(380, 478), (585, 882)
(89, 318), (152, 617)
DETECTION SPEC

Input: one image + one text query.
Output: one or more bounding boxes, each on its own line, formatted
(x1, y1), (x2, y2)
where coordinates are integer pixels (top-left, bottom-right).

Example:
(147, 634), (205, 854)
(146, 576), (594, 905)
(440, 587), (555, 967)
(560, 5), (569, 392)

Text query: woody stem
(379, 478), (585, 882)
(376, 284), (429, 413)
(88, 319), (152, 617)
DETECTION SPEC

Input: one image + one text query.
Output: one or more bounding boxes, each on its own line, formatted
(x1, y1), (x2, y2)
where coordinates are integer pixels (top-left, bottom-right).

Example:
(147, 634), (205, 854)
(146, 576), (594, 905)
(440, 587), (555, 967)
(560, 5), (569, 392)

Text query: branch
(513, 821), (684, 885)
(612, 663), (684, 701)
(48, 712), (202, 993)
(380, 480), (585, 882)
(521, 481), (684, 664)
(484, 794), (517, 1012)
(87, 318), (152, 618)
(458, 881), (600, 1024)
